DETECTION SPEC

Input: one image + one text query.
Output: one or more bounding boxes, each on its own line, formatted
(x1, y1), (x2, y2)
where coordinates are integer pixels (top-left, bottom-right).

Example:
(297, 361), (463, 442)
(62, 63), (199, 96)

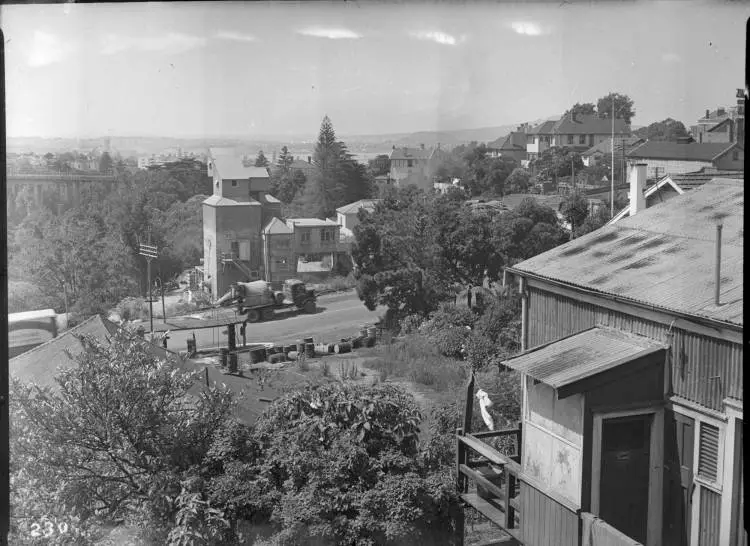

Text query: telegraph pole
(138, 228), (159, 335)
(610, 97), (615, 218)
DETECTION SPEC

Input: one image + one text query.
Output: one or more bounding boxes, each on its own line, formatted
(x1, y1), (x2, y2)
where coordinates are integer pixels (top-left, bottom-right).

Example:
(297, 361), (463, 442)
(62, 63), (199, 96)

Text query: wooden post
(455, 427), (465, 546)
(204, 367), (209, 387)
(463, 371), (475, 434)
(506, 471), (517, 530)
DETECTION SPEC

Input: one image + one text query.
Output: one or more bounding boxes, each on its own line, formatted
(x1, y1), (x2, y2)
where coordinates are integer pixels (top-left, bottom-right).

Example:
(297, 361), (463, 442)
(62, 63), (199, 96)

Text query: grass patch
(363, 335), (468, 393)
(337, 360), (360, 381)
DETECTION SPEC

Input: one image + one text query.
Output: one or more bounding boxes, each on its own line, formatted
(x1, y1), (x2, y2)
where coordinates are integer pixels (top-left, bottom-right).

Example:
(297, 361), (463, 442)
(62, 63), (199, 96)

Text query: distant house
(582, 136), (645, 167)
(691, 90), (745, 145)
(388, 144), (447, 192)
(609, 165), (744, 224)
(285, 218), (350, 279)
(488, 124), (531, 163)
(270, 157), (319, 179)
(336, 199), (381, 231)
(527, 114), (631, 161)
(626, 139), (744, 179)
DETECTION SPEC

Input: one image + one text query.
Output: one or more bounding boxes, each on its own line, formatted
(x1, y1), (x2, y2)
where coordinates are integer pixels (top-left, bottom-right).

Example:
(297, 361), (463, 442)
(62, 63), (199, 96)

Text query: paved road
(163, 291), (384, 352)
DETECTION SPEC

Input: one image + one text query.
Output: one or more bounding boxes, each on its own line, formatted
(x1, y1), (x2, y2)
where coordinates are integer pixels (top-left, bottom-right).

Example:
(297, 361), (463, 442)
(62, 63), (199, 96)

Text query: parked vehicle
(215, 279), (317, 323)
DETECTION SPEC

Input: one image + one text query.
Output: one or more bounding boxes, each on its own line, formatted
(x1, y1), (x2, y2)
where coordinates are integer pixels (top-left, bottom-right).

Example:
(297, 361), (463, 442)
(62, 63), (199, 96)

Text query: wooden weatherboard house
(456, 178), (743, 546)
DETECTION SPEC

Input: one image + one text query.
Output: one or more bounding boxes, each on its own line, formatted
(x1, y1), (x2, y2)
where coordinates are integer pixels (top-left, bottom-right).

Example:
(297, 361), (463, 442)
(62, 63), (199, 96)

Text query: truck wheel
(304, 300), (316, 314)
(246, 309), (260, 323)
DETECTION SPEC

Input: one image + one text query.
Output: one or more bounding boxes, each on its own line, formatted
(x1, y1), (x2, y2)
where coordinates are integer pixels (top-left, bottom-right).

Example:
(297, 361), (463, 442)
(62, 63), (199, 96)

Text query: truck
(215, 279), (317, 323)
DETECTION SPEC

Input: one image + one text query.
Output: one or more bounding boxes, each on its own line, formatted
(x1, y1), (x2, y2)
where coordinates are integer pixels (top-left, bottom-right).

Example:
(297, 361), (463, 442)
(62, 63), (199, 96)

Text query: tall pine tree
(255, 150), (269, 168)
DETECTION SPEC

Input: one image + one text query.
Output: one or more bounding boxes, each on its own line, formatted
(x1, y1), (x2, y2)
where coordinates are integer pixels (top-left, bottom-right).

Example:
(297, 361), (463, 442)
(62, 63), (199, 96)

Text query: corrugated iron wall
(698, 487), (721, 546)
(527, 288), (743, 411)
(520, 481), (579, 546)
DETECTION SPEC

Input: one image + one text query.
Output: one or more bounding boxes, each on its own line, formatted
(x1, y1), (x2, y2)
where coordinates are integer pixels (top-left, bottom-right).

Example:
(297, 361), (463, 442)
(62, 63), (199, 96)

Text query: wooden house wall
(527, 287), (743, 411)
(520, 481), (579, 546)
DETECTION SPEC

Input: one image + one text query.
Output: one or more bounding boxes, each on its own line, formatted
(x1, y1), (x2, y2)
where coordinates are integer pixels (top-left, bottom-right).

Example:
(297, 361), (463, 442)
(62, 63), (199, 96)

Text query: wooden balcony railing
(456, 426), (524, 545)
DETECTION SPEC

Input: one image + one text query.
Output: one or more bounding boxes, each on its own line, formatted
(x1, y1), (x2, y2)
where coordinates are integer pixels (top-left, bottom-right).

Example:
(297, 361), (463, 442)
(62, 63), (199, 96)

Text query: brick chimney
(717, 107), (726, 117)
(420, 143), (425, 150)
(307, 156), (311, 163)
(705, 109), (710, 119)
(629, 163), (647, 216)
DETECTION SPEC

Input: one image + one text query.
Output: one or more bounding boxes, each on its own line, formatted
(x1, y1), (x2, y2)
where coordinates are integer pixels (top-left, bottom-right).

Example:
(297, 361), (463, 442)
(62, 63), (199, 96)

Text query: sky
(2, 1), (747, 139)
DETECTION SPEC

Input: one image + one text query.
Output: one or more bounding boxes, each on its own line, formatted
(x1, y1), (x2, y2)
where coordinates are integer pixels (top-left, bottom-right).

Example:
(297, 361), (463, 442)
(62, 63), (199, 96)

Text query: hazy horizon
(3, 1), (747, 140)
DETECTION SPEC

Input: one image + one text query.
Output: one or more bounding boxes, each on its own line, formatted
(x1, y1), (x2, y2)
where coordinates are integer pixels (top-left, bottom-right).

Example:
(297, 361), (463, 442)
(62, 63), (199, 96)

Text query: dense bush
(248, 382), (461, 545)
(419, 304), (476, 335)
(432, 327), (472, 359)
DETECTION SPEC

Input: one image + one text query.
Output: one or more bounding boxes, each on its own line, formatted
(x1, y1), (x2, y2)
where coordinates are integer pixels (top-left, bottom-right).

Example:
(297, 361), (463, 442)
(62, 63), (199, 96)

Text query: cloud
(297, 27), (362, 40)
(216, 30), (257, 43)
(101, 32), (206, 55)
(510, 21), (547, 36)
(409, 30), (462, 45)
(28, 30), (69, 67)
(661, 52), (682, 63)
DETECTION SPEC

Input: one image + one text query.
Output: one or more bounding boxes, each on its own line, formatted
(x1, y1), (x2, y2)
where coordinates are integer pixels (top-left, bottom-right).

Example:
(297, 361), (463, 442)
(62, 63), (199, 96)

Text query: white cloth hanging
(476, 389), (495, 431)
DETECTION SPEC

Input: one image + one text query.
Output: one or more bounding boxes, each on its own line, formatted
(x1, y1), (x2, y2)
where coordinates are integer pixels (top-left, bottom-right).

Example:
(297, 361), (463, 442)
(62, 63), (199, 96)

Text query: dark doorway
(663, 411), (696, 546)
(599, 414), (652, 544)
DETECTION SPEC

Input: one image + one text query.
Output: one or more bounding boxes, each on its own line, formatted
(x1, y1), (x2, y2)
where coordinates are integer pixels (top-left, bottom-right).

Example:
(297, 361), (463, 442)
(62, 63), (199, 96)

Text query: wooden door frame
(720, 399), (743, 546)
(671, 403), (727, 546)
(591, 406), (664, 546)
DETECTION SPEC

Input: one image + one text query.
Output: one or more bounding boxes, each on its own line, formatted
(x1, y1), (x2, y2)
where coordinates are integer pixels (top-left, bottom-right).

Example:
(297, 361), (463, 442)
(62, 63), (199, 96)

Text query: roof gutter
(504, 266), (742, 334)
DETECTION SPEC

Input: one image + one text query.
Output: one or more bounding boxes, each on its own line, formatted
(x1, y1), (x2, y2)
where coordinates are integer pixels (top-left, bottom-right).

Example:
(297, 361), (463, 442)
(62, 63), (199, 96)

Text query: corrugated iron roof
(511, 178), (743, 326)
(502, 327), (666, 394)
(10, 316), (176, 389)
(627, 141), (738, 162)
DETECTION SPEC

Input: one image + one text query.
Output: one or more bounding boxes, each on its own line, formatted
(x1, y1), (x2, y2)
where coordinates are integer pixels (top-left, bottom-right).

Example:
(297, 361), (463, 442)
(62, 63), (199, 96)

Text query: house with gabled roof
(488, 125), (531, 163)
(388, 144), (447, 192)
(527, 114), (631, 162)
(691, 90), (744, 145)
(455, 178), (743, 546)
(626, 139), (744, 180)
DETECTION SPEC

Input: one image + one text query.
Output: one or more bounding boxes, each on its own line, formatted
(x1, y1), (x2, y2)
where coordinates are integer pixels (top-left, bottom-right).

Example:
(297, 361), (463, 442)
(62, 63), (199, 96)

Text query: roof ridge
(10, 314), (105, 363)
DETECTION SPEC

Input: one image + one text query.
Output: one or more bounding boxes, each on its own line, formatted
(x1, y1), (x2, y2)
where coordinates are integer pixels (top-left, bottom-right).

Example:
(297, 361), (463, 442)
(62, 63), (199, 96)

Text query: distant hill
(6, 116), (567, 157)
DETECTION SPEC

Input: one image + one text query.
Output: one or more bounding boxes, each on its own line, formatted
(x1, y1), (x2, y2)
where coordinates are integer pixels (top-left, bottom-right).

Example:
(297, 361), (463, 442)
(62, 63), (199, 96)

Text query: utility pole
(610, 97), (615, 218)
(138, 228), (159, 335)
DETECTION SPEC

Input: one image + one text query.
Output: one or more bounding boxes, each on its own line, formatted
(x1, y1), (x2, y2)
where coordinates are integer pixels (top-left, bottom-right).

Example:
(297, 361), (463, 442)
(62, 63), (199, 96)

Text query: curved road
(163, 290), (384, 352)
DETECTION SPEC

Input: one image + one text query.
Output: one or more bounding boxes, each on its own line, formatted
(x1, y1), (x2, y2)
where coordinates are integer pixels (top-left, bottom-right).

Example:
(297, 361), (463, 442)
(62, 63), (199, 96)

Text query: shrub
(399, 313), (425, 335)
(432, 327), (471, 359)
(473, 293), (522, 353)
(466, 332), (499, 371)
(419, 303), (476, 335)
(115, 296), (148, 322)
(249, 382), (461, 545)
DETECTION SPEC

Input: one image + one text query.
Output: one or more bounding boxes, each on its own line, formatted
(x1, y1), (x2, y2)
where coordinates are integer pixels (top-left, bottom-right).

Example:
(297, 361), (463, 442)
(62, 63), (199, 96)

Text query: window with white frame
(321, 229), (334, 242)
(300, 231), (311, 244)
